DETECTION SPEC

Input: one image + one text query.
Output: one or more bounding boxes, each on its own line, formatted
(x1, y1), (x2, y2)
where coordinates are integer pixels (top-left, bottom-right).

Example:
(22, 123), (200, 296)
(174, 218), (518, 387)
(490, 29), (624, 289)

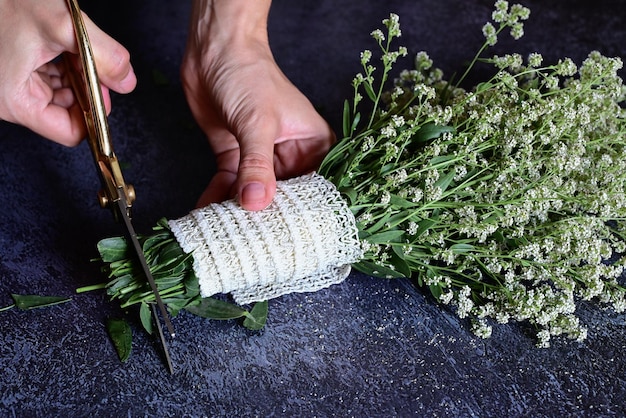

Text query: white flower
(455, 290), (474, 319)
(407, 221), (419, 235)
(383, 13), (401, 37)
(482, 22), (497, 46)
(536, 330), (551, 348)
(528, 52), (543, 68)
(439, 290), (454, 305)
(380, 191), (391, 205)
(370, 29), (385, 42)
(391, 114), (405, 127)
(472, 319), (493, 339)
(360, 50), (372, 65)
(380, 125), (397, 138)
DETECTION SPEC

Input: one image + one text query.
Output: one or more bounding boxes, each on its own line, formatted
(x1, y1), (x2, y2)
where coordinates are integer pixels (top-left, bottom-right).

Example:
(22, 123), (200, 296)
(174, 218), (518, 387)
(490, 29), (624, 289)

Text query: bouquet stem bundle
(93, 1), (626, 346)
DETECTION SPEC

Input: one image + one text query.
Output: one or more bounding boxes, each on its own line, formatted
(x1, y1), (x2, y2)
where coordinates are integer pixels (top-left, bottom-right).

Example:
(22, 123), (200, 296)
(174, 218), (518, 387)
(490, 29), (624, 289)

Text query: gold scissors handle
(63, 0), (135, 218)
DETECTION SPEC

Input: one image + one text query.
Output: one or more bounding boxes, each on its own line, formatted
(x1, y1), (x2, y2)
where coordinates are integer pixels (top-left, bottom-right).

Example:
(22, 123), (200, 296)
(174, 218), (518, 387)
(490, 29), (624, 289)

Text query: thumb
(235, 133), (277, 211)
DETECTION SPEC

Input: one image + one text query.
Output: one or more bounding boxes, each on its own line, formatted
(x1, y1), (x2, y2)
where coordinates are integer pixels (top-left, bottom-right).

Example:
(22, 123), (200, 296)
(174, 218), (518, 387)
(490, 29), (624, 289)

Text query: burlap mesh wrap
(168, 173), (363, 305)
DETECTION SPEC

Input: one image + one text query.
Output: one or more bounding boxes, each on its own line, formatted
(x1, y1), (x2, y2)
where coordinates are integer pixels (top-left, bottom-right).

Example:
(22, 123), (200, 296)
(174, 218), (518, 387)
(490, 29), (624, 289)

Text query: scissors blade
(114, 189), (175, 374)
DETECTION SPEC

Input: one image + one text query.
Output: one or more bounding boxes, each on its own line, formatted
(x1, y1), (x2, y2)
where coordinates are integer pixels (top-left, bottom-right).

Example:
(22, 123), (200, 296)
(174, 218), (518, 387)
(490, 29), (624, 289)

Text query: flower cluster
(319, 1), (626, 346)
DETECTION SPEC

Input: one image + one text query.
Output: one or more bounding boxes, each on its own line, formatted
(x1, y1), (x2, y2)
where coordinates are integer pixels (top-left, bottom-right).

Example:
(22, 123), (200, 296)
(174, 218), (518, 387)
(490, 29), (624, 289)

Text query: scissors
(63, 0), (175, 374)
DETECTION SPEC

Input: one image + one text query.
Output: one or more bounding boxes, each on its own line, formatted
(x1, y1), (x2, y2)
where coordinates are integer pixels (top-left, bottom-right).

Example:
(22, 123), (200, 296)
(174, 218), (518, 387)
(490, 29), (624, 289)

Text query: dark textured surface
(1, 1), (626, 417)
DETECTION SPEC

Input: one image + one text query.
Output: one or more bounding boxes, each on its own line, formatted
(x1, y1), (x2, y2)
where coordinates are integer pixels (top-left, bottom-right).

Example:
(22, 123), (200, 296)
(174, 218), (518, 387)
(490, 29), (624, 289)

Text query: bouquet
(88, 1), (626, 348)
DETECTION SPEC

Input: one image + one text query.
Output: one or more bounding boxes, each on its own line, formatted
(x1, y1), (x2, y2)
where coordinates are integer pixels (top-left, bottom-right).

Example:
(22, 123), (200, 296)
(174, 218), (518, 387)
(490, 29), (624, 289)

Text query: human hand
(0, 0), (136, 145)
(181, 0), (335, 211)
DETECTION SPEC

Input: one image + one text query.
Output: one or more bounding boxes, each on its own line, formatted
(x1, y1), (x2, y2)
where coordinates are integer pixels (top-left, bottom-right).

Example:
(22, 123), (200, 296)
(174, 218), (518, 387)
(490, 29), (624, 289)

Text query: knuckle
(239, 152), (273, 173)
(104, 45), (132, 80)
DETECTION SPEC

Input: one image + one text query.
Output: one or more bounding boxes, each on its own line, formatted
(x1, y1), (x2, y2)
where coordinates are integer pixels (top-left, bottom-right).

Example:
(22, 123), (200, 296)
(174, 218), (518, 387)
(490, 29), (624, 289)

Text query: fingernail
(241, 182), (267, 207)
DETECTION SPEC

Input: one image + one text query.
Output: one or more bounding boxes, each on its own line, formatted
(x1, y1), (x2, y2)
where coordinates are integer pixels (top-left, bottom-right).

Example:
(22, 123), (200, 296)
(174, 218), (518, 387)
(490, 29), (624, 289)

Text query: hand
(181, 0), (335, 211)
(0, 0), (136, 145)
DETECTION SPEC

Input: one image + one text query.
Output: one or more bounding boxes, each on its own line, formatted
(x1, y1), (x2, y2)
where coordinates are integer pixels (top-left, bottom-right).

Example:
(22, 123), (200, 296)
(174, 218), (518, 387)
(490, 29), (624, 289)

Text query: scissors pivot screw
(98, 184), (135, 210)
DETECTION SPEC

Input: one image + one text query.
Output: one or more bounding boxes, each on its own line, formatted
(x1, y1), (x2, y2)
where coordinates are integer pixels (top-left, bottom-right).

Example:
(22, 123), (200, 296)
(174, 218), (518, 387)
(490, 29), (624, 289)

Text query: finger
(36, 101), (86, 146)
(37, 84), (111, 146)
(60, 54), (113, 115)
(196, 171), (238, 208)
(5, 66), (84, 145)
(49, 11), (136, 94)
(80, 14), (137, 94)
(273, 129), (335, 179)
(50, 86), (74, 108)
(25, 61), (111, 145)
(235, 127), (278, 211)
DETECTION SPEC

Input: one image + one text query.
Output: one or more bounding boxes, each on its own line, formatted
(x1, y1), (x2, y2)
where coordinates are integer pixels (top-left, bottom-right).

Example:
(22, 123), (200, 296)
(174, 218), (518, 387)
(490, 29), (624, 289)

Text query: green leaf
(482, 209), (504, 224)
(141, 231), (171, 253)
(106, 273), (135, 294)
(475, 81), (494, 93)
(354, 260), (406, 278)
(433, 170), (455, 194)
(449, 243), (475, 253)
(184, 273), (200, 295)
(364, 211), (392, 234)
(351, 112), (361, 134)
(243, 301), (268, 330)
(139, 302), (153, 335)
(379, 163), (396, 176)
(415, 218), (437, 237)
(97, 237), (128, 262)
(153, 275), (186, 290)
(389, 250), (412, 278)
(162, 298), (189, 317)
(106, 318), (132, 362)
(155, 241), (186, 264)
(413, 123), (454, 143)
(365, 230), (405, 244)
(11, 294), (71, 310)
(363, 82), (377, 102)
(342, 99), (351, 138)
(339, 187), (358, 206)
(389, 194), (417, 208)
(429, 284), (443, 299)
(184, 297), (248, 320)
(430, 155), (457, 165)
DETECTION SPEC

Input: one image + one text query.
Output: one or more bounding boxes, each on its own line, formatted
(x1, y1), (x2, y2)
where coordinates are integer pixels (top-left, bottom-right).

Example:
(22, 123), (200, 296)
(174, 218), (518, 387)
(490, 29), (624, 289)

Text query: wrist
(188, 0), (271, 48)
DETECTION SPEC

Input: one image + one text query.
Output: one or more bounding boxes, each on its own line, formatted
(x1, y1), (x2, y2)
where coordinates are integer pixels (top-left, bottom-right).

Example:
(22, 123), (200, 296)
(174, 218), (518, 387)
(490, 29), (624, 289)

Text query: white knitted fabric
(168, 172), (363, 305)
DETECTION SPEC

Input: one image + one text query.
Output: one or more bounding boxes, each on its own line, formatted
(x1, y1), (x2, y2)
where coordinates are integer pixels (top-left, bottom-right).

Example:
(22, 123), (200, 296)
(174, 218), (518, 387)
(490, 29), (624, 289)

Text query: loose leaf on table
(185, 297), (249, 320)
(243, 301), (268, 330)
(11, 294), (71, 310)
(106, 318), (132, 362)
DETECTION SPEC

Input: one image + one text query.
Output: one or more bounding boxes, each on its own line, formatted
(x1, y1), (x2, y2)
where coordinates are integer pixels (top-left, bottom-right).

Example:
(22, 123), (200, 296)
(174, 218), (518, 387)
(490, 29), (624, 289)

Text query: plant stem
(76, 283), (107, 293)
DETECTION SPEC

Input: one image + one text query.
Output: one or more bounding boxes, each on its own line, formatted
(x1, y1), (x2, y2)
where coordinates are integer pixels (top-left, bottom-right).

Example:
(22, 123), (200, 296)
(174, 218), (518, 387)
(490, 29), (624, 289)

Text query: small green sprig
(0, 294), (71, 311)
(320, 1), (626, 347)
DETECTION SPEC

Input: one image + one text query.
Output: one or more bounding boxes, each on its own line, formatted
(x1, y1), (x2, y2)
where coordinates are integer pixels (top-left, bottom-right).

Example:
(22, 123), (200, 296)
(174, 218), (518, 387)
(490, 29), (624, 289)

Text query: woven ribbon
(168, 173), (363, 304)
